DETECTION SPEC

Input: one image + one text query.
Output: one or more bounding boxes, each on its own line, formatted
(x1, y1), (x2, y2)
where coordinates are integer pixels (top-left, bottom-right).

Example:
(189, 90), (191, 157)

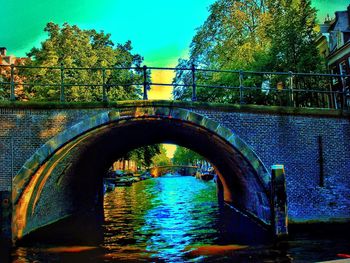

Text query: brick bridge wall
(0, 101), (349, 223)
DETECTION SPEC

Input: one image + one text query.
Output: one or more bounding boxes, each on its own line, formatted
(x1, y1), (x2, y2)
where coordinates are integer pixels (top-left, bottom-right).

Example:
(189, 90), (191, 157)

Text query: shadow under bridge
(12, 106), (284, 243)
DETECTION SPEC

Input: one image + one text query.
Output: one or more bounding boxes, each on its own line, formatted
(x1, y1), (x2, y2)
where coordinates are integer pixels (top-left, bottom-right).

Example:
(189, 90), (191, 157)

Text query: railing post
(191, 63), (197, 101)
(239, 70), (244, 104)
(288, 71), (294, 107)
(341, 74), (346, 110)
(102, 68), (107, 102)
(143, 65), (148, 100)
(10, 64), (15, 101)
(60, 62), (65, 102)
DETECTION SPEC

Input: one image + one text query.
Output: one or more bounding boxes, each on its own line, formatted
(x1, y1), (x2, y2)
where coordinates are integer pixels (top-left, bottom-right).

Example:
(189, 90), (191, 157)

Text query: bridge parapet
(1, 64), (349, 110)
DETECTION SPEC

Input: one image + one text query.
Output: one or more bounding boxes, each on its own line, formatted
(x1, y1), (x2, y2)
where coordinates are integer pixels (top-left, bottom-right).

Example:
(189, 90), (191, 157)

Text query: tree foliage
(121, 145), (161, 168)
(151, 145), (172, 167)
(0, 57), (27, 100)
(172, 146), (205, 165)
(21, 22), (143, 101)
(173, 0), (324, 105)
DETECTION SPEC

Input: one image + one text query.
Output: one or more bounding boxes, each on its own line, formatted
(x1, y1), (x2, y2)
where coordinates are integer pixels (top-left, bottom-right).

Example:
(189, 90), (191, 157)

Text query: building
(317, 5), (350, 108)
(316, 16), (331, 60)
(0, 47), (17, 65)
(112, 159), (138, 172)
(0, 47), (28, 100)
(327, 5), (350, 76)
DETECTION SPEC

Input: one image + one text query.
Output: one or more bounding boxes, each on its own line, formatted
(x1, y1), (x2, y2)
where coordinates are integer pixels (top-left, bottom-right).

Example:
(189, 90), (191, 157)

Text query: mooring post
(271, 164), (288, 238)
(215, 175), (224, 209)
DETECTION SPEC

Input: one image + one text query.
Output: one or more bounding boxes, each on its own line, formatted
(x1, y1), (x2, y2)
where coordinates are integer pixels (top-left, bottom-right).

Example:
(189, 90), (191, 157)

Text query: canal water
(4, 175), (350, 262)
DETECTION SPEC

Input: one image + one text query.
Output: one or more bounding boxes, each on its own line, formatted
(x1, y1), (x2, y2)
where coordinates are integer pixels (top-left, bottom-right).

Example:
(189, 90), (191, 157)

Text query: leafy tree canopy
(123, 145), (161, 168)
(173, 0), (324, 105)
(172, 146), (205, 166)
(22, 22), (143, 101)
(151, 145), (172, 167)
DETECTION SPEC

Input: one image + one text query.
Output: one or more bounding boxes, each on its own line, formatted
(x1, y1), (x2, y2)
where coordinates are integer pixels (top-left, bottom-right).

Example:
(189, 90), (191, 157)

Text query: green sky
(1, 0), (349, 67)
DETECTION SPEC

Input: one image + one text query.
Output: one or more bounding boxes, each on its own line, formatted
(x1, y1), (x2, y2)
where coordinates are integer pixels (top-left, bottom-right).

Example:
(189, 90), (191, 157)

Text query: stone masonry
(0, 102), (349, 223)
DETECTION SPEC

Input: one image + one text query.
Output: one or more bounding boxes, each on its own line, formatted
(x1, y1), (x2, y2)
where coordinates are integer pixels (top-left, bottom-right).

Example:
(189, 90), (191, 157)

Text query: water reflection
(8, 174), (350, 262)
(103, 175), (220, 262)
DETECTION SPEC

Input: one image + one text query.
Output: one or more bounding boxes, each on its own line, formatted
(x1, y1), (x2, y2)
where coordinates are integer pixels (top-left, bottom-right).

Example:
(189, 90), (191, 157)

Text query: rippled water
(4, 175), (350, 262)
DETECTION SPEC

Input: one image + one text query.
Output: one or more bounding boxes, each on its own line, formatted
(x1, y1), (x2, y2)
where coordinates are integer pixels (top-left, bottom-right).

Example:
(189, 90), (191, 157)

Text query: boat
(195, 167), (216, 181)
(199, 173), (215, 181)
(114, 177), (134, 186)
(103, 179), (115, 193)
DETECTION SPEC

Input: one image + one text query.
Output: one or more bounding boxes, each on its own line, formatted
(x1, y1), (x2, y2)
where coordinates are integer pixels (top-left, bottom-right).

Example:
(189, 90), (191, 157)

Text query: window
(337, 31), (344, 48)
(331, 66), (339, 85)
(339, 60), (347, 75)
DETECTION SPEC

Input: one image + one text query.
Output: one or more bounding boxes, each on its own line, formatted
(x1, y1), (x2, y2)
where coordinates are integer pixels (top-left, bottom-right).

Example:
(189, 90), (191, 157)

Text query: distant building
(316, 17), (331, 60)
(317, 5), (350, 108)
(0, 47), (17, 65)
(0, 47), (28, 100)
(113, 159), (138, 172)
(326, 5), (350, 76)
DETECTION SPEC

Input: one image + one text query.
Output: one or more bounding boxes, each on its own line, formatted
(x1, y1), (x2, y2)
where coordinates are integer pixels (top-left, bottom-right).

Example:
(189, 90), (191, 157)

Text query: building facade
(0, 47), (17, 65)
(317, 5), (350, 108)
(0, 47), (27, 100)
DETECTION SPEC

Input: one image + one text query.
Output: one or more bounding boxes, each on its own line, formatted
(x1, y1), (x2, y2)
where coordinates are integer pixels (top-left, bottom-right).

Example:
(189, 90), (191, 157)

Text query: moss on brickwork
(0, 100), (348, 118)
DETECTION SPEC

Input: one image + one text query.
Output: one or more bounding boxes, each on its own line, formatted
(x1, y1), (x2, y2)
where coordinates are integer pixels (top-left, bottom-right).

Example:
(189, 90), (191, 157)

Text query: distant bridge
(149, 165), (198, 177)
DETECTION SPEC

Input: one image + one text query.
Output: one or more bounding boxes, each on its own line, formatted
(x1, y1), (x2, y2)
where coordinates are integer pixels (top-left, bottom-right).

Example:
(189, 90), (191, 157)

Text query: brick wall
(194, 109), (350, 223)
(0, 106), (349, 223)
(0, 108), (105, 192)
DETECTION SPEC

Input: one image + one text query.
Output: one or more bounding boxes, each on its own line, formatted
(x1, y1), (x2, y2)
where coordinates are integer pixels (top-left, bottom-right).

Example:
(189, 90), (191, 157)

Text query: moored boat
(195, 167), (216, 181)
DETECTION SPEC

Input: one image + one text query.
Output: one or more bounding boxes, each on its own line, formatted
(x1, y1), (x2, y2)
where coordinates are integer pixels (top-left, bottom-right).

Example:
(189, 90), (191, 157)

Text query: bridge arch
(12, 106), (272, 242)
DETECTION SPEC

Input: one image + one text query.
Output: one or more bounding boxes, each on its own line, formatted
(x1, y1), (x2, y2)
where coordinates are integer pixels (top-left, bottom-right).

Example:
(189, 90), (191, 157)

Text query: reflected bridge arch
(12, 106), (274, 242)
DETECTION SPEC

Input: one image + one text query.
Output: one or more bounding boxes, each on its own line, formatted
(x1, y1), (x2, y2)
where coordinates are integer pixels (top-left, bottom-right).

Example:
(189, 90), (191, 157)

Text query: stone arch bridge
(149, 165), (198, 177)
(0, 100), (349, 242)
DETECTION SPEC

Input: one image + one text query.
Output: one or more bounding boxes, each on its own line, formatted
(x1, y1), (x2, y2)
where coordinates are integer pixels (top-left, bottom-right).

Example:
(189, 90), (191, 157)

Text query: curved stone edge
(13, 111), (110, 204)
(13, 106), (270, 204)
(184, 110), (271, 189)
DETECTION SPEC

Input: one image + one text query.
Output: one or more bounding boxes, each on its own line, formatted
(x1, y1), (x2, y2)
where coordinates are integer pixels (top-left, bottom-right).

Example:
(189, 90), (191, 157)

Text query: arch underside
(12, 107), (272, 241)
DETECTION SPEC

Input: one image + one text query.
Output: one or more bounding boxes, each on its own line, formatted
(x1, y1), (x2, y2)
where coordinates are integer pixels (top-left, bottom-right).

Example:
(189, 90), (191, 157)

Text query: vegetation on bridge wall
(0, 100), (348, 118)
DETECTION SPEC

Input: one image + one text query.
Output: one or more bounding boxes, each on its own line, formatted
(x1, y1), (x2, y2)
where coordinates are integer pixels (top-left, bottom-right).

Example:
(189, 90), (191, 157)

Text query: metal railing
(0, 63), (349, 110)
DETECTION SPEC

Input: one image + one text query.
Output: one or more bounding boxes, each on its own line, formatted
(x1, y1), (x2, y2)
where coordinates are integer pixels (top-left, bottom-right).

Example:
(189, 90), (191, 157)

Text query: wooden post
(271, 164), (288, 238)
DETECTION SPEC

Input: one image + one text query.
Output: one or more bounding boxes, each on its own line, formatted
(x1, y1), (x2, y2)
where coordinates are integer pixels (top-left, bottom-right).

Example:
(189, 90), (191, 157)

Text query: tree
(172, 146), (205, 166)
(173, 0), (271, 103)
(260, 0), (322, 72)
(151, 145), (172, 167)
(260, 0), (326, 107)
(21, 22), (143, 101)
(121, 145), (161, 169)
(0, 57), (27, 100)
(173, 0), (324, 106)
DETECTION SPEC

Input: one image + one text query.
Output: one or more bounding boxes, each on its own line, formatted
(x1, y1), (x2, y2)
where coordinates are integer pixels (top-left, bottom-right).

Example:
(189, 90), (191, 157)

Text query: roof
(329, 10), (349, 32)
